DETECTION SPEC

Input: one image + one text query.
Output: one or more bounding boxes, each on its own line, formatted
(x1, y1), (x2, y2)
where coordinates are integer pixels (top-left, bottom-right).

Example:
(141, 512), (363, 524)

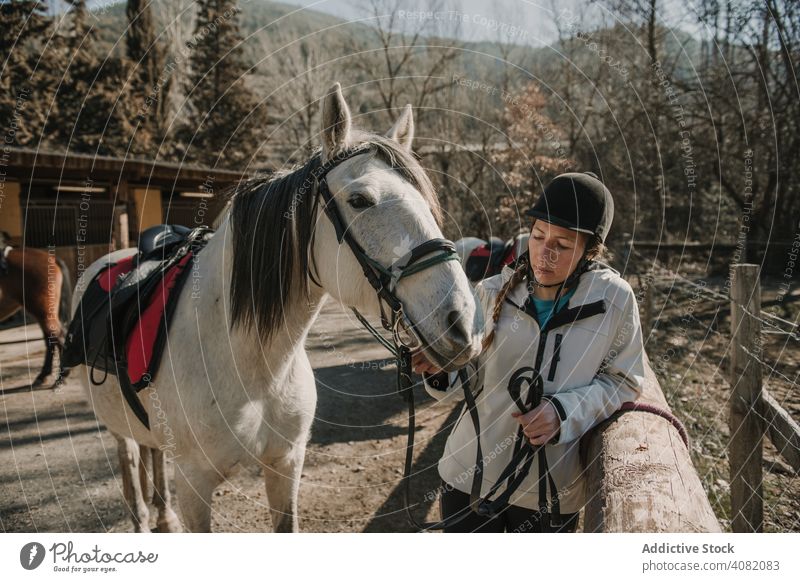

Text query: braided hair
(481, 252), (530, 351)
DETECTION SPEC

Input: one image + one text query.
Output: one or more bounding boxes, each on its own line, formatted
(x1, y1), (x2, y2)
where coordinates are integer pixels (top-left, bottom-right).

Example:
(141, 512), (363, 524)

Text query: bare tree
(254, 30), (337, 160)
(347, 0), (463, 123)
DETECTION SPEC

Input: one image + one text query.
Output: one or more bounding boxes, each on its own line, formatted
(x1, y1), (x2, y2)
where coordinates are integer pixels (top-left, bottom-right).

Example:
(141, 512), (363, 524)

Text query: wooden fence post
(729, 263), (764, 532)
(113, 205), (130, 250)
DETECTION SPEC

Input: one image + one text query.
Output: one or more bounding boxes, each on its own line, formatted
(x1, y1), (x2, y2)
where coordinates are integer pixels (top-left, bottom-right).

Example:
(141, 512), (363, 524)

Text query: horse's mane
(228, 133), (442, 342)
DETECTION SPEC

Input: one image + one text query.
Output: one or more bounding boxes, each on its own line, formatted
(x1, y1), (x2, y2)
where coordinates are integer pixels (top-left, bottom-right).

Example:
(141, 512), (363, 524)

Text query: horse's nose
(445, 310), (471, 347)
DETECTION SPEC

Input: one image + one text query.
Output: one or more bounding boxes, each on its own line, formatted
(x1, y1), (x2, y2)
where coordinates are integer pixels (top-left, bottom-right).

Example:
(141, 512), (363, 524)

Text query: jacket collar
(501, 260), (619, 310)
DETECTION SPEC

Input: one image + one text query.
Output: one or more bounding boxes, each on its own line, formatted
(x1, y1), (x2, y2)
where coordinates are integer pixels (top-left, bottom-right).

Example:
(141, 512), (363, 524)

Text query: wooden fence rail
(581, 355), (721, 532)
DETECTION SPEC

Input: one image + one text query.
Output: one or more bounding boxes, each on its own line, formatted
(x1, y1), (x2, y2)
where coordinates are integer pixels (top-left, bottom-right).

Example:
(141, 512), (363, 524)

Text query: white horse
(72, 83), (483, 532)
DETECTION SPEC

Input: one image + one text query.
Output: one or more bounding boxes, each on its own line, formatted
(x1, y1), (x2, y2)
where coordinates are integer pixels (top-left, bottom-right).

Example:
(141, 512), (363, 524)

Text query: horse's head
(309, 83), (483, 370)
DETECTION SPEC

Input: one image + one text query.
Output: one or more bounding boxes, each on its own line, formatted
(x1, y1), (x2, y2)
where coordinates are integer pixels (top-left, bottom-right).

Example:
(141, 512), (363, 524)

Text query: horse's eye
(348, 193), (372, 209)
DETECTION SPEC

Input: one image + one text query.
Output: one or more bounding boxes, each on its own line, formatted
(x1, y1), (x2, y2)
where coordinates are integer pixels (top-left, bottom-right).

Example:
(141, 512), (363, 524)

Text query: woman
(413, 172), (645, 533)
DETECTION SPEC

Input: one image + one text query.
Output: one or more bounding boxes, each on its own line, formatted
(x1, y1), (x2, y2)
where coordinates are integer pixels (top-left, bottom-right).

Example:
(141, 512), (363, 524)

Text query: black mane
(228, 135), (441, 342)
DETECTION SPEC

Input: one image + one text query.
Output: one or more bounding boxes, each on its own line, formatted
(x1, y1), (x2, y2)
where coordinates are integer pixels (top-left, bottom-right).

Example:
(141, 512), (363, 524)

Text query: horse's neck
(201, 221), (328, 383)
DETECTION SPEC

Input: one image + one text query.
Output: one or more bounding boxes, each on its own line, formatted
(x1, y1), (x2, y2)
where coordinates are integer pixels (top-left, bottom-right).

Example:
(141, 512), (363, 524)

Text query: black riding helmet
(522, 171), (614, 289)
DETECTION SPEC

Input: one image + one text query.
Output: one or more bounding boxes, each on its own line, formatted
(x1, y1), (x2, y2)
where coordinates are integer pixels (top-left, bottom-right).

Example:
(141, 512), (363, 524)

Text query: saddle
(465, 237), (515, 281)
(62, 225), (213, 429)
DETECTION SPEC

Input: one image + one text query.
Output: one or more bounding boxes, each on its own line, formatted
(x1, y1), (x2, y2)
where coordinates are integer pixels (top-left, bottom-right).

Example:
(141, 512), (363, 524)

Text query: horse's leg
(116, 436), (151, 532)
(261, 353), (316, 533)
(33, 322), (55, 387)
(32, 310), (63, 387)
(152, 448), (182, 532)
(30, 264), (64, 387)
(174, 460), (222, 532)
(138, 445), (154, 504)
(264, 446), (306, 533)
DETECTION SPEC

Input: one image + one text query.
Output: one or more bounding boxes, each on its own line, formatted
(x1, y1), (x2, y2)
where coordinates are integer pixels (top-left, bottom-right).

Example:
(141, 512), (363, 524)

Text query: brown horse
(0, 232), (73, 388)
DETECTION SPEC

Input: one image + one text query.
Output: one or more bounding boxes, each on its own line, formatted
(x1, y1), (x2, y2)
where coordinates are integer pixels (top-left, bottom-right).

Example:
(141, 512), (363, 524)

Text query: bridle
(311, 144), (484, 531)
(312, 145), (460, 349)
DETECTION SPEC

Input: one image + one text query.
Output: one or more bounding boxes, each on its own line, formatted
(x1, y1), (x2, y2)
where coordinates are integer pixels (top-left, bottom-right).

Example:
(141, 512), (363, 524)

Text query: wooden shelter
(0, 148), (250, 283)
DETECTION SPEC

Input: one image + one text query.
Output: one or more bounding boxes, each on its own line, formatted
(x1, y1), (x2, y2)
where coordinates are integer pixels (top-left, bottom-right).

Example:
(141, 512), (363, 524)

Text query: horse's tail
(56, 257), (73, 327)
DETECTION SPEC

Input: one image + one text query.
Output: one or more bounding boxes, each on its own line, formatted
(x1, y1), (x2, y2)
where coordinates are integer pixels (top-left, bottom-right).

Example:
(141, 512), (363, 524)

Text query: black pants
(439, 480), (580, 533)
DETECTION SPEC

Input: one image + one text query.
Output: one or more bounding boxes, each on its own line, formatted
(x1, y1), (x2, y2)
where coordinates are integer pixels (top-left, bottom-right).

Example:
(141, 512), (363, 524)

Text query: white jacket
(423, 261), (645, 513)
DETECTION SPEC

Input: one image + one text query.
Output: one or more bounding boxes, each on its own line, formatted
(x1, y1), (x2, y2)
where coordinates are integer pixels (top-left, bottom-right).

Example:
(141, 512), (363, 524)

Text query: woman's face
(528, 220), (588, 286)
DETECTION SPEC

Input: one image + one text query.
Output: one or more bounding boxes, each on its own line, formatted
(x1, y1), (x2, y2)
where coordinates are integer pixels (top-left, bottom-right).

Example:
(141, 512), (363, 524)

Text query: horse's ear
(321, 82), (352, 162)
(386, 104), (414, 151)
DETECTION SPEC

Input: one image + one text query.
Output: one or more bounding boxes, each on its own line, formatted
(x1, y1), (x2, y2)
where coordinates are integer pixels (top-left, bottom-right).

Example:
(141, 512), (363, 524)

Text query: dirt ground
(0, 300), (458, 533)
(1, 278), (797, 533)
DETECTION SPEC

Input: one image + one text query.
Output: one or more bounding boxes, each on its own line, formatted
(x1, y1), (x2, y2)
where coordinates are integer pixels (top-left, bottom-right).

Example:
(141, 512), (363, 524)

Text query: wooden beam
(3, 147), (249, 190)
(756, 389), (800, 473)
(581, 354), (720, 532)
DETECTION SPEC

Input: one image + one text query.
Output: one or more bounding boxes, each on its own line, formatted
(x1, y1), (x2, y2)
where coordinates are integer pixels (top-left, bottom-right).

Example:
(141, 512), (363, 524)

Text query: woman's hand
(412, 350), (443, 375)
(512, 401), (560, 445)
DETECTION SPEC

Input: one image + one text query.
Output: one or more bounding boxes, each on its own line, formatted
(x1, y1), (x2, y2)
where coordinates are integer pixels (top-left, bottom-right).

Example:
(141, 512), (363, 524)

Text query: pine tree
(0, 1), (53, 147)
(182, 0), (266, 169)
(48, 0), (139, 155)
(126, 0), (172, 155)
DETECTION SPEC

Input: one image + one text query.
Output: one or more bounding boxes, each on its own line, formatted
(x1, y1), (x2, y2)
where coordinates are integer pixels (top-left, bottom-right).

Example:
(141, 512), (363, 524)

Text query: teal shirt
(530, 286), (577, 329)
